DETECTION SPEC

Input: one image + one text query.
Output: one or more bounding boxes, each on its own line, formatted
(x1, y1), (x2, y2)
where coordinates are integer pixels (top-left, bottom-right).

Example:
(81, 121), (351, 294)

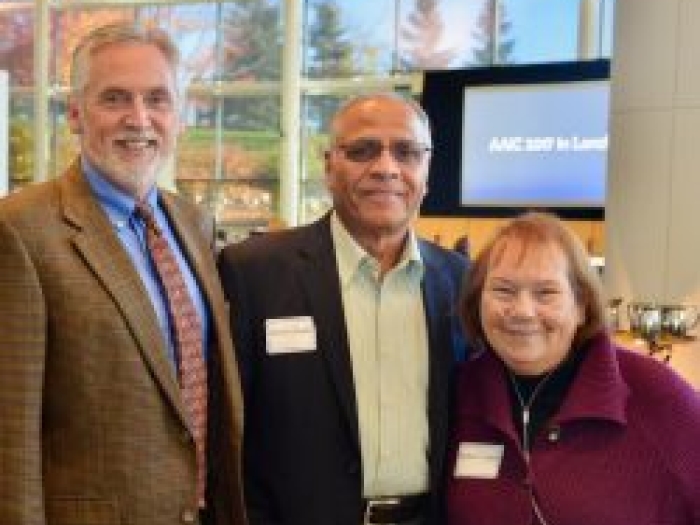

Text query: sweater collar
(466, 332), (630, 437)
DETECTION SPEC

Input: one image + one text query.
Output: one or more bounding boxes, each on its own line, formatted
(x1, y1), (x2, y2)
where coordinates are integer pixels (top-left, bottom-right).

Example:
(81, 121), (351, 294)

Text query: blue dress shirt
(82, 158), (210, 369)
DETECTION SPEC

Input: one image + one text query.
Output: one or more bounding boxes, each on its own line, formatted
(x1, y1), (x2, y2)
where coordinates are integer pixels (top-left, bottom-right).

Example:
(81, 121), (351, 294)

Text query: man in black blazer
(218, 93), (468, 525)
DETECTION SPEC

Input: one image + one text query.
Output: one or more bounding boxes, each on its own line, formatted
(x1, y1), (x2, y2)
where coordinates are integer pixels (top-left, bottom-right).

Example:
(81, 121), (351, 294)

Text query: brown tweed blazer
(0, 161), (246, 525)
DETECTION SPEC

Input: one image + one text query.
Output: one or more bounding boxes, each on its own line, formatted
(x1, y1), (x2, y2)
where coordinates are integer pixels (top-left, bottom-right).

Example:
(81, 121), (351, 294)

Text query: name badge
(265, 316), (317, 354)
(454, 442), (504, 479)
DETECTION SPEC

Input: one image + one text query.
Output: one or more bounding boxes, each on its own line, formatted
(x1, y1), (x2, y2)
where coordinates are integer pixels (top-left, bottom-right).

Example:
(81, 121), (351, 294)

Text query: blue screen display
(460, 81), (610, 207)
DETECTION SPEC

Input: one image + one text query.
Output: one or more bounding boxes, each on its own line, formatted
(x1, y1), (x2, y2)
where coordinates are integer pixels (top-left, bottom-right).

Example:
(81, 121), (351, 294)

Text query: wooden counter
(613, 331), (700, 389)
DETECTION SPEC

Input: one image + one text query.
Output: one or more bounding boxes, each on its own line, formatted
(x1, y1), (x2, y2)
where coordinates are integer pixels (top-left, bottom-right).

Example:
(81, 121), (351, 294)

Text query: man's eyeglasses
(334, 139), (431, 167)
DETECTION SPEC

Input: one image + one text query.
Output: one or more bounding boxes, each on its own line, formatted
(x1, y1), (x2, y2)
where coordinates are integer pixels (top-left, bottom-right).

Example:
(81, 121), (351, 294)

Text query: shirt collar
(330, 211), (424, 287)
(81, 156), (159, 232)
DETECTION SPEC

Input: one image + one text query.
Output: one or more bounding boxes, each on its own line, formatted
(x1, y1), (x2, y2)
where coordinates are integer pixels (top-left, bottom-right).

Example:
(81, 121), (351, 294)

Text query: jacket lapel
(59, 165), (190, 429)
(292, 221), (460, 457)
(159, 193), (216, 330)
(421, 245), (458, 485)
(159, 193), (243, 429)
(296, 216), (360, 447)
(160, 192), (214, 304)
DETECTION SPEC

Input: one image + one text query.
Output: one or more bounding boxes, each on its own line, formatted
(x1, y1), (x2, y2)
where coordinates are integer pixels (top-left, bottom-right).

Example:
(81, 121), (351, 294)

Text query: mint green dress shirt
(330, 213), (429, 497)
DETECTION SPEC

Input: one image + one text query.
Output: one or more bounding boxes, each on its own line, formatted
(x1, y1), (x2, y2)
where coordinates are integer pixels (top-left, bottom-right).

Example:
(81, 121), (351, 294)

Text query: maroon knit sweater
(446, 332), (700, 525)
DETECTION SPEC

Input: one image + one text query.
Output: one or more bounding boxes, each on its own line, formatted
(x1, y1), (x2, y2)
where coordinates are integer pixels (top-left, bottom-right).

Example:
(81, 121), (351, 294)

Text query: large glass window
(3, 0), (615, 232)
(43, 0), (283, 239)
(297, 0), (615, 222)
(1, 2), (34, 189)
(0, 3), (33, 85)
(397, 0), (475, 70)
(305, 0), (397, 77)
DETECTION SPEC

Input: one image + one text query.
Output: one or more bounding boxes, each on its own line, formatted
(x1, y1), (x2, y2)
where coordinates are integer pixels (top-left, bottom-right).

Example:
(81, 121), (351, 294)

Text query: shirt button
(547, 425), (561, 442)
(181, 509), (196, 523)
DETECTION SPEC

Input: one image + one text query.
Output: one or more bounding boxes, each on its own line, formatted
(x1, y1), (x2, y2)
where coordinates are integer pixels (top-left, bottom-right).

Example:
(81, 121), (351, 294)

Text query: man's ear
(66, 98), (82, 135)
(323, 149), (333, 184)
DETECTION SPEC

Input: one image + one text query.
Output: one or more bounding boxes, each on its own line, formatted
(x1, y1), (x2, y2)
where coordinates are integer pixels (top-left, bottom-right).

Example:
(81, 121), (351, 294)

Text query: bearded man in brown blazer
(0, 24), (245, 525)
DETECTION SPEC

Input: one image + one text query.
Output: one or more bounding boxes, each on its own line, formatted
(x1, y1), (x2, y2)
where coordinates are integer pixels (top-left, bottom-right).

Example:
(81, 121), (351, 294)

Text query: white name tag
(265, 316), (317, 354)
(454, 442), (504, 479)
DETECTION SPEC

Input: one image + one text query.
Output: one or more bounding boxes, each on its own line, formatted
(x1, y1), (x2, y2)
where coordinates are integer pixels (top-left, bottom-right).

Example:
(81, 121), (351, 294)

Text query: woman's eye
(490, 286), (515, 297)
(535, 289), (559, 300)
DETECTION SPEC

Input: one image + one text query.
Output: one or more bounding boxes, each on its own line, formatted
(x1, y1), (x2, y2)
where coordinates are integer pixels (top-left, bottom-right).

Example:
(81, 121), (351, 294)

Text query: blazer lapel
(161, 193), (245, 509)
(59, 165), (189, 428)
(159, 193), (216, 325)
(159, 193), (243, 425)
(421, 245), (457, 486)
(296, 216), (360, 447)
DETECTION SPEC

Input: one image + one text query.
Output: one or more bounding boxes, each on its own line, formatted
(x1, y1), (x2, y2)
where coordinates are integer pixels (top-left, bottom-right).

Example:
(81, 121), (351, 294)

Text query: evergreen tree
(305, 0), (356, 132)
(220, 0), (282, 132)
(399, 0), (457, 70)
(470, 0), (515, 65)
(306, 0), (355, 79)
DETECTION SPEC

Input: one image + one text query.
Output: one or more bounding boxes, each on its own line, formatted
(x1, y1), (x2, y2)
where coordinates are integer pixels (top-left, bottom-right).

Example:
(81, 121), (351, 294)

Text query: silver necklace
(506, 368), (556, 461)
(507, 368), (556, 525)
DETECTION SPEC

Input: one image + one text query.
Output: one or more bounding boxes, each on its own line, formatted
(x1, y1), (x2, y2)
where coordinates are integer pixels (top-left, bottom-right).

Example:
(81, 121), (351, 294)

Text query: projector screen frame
(420, 59), (610, 220)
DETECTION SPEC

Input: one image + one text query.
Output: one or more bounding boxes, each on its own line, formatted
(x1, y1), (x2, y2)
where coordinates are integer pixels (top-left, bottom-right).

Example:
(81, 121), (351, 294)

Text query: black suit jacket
(217, 214), (467, 525)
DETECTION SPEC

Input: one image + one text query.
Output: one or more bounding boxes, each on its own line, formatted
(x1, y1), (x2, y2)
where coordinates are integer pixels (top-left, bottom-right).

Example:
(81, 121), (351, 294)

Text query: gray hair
(70, 22), (180, 94)
(329, 92), (432, 146)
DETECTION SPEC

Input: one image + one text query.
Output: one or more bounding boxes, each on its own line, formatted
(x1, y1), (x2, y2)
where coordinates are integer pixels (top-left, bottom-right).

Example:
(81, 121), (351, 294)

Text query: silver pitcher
(660, 304), (699, 337)
(627, 302), (662, 341)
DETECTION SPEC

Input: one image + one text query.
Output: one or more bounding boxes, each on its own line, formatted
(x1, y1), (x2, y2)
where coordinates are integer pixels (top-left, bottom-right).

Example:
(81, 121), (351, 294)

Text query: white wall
(606, 0), (700, 385)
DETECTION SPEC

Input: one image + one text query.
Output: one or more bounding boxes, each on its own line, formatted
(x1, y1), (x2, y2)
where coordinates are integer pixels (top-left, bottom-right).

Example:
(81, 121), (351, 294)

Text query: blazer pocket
(47, 497), (119, 525)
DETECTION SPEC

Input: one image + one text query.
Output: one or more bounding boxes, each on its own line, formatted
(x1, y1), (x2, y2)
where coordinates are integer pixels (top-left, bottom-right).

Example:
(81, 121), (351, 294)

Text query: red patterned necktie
(135, 202), (208, 508)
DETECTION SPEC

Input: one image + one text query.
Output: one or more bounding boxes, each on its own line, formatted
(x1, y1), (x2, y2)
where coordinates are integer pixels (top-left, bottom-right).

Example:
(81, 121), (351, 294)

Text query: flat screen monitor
(420, 60), (610, 219)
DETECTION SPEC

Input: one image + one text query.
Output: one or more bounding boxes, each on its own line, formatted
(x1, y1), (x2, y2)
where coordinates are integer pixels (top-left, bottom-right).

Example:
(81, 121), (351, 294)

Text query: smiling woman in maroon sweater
(446, 212), (700, 525)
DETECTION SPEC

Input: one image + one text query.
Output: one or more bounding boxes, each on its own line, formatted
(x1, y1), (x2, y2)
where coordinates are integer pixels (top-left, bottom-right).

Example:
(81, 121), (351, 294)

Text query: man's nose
(123, 97), (150, 127)
(369, 146), (401, 177)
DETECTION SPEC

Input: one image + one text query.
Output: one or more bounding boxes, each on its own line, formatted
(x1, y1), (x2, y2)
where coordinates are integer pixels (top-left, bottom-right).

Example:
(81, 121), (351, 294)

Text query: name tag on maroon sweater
(454, 442), (504, 479)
